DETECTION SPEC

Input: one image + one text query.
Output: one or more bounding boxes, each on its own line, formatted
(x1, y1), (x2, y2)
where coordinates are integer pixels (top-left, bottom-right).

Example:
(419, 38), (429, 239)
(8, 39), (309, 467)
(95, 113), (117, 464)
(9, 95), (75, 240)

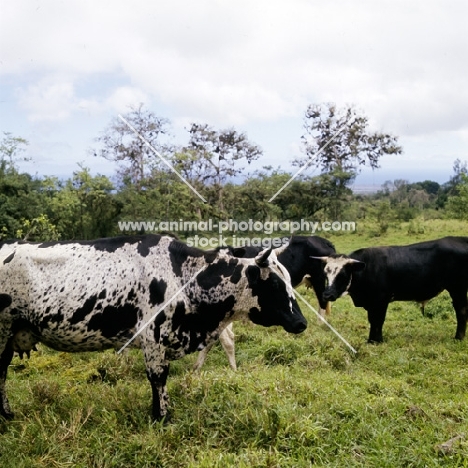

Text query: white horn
(255, 247), (273, 266)
(273, 242), (289, 257)
(310, 256), (329, 263)
(274, 233), (295, 257)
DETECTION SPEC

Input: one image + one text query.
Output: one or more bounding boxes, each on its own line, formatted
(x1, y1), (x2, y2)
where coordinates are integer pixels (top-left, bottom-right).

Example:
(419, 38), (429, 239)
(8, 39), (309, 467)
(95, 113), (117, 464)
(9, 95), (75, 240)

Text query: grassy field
(1, 219), (468, 467)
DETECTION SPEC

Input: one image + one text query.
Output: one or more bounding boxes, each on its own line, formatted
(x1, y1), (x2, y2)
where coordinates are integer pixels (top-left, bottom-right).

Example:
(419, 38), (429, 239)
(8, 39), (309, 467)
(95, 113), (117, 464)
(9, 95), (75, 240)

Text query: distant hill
(351, 184), (381, 194)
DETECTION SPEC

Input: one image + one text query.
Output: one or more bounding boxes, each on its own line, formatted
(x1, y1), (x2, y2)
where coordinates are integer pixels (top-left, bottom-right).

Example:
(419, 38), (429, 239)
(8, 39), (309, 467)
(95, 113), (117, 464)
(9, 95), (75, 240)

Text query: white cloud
(105, 87), (149, 113)
(14, 77), (149, 122)
(16, 79), (77, 122)
(1, 0), (467, 181)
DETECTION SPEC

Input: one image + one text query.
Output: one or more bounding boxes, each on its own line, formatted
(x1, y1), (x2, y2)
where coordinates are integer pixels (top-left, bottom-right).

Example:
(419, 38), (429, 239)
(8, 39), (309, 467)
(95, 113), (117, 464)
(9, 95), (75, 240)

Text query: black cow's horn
(310, 256), (329, 262)
(273, 242), (289, 256)
(255, 247), (273, 266)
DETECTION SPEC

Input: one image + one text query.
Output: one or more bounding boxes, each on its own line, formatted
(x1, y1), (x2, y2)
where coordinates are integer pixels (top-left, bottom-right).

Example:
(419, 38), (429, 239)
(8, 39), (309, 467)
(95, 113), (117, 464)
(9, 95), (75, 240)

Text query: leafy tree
(293, 103), (402, 217)
(273, 171), (352, 221)
(372, 200), (393, 235)
(73, 166), (120, 238)
(437, 159), (468, 209)
(0, 171), (42, 239)
(0, 132), (29, 172)
(299, 103), (402, 174)
(47, 166), (120, 239)
(16, 214), (60, 241)
(446, 173), (468, 220)
(418, 180), (440, 196)
(446, 159), (468, 192)
(234, 167), (288, 220)
(0, 133), (46, 239)
(116, 171), (195, 228)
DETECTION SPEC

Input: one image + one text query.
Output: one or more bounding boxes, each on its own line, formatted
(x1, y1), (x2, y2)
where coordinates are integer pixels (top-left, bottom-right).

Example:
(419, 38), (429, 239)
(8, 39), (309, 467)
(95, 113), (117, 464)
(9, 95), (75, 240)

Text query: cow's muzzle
(284, 308), (307, 334)
(291, 319), (307, 334)
(322, 288), (338, 302)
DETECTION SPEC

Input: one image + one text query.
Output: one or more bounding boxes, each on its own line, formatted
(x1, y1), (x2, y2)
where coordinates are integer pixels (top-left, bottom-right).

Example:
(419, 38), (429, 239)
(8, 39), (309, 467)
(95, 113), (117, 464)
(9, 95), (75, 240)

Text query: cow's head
(311, 254), (365, 302)
(244, 247), (307, 334)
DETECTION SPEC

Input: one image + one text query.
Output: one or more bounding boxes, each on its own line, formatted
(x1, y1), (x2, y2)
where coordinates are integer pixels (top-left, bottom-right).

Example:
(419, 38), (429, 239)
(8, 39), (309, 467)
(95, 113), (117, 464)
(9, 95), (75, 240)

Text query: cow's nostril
(323, 291), (335, 302)
(290, 321), (307, 334)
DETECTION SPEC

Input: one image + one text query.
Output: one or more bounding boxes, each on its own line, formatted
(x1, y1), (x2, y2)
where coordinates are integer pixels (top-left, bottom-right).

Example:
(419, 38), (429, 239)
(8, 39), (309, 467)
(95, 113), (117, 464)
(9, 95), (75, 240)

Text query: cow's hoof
(367, 339), (383, 344)
(153, 411), (171, 425)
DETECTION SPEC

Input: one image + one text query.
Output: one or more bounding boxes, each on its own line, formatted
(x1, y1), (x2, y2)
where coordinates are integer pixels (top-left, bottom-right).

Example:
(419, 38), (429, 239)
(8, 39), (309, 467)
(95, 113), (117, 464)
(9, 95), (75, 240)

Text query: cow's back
(349, 236), (468, 305)
(0, 235), (182, 351)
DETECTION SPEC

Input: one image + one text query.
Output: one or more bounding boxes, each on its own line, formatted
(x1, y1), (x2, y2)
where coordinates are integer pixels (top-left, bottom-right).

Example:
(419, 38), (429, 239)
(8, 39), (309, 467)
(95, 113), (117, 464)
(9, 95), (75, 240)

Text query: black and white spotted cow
(0, 235), (306, 422)
(194, 235), (336, 370)
(313, 236), (468, 343)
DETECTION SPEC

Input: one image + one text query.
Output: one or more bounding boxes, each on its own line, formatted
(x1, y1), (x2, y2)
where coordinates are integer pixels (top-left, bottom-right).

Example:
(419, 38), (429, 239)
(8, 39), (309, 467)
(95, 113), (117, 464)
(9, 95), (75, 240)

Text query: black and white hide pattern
(0, 235), (306, 422)
(314, 236), (468, 343)
(193, 235), (336, 371)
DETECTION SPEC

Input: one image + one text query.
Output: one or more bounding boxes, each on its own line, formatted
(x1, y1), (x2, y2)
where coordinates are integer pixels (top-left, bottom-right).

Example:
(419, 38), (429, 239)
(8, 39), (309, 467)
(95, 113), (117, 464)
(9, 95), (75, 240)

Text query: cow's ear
(245, 265), (260, 285)
(231, 247), (246, 258)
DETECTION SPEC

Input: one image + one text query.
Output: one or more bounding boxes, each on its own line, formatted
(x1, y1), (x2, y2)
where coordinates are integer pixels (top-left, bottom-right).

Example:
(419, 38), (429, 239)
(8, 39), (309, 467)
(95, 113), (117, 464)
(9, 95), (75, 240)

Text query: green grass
(2, 219), (468, 467)
(326, 218), (468, 252)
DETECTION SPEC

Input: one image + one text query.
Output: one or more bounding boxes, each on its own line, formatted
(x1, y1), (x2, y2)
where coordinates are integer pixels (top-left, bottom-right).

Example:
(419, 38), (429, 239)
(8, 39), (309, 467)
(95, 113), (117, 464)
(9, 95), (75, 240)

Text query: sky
(1, 0), (467, 190)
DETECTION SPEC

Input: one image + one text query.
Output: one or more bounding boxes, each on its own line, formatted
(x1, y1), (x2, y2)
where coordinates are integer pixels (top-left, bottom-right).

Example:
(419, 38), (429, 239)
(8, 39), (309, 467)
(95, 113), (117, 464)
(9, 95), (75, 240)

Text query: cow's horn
(310, 256), (329, 262)
(273, 242), (289, 256)
(255, 247), (273, 266)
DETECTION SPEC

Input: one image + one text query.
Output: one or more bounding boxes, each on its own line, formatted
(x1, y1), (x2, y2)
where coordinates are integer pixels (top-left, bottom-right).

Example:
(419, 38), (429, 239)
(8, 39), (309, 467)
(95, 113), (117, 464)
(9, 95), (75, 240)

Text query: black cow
(194, 235), (336, 370)
(0, 235), (306, 421)
(314, 236), (468, 343)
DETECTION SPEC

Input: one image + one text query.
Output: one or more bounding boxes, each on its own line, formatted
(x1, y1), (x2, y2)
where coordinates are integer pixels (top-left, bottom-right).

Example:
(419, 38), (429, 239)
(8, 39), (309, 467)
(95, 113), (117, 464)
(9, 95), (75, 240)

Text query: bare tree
(93, 104), (172, 190)
(176, 123), (262, 213)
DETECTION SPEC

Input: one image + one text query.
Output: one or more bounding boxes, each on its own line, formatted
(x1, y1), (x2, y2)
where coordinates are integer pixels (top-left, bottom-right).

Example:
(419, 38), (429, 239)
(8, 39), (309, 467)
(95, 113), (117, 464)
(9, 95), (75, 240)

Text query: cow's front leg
(366, 305), (388, 343)
(142, 339), (171, 422)
(311, 280), (331, 319)
(0, 338), (14, 420)
(146, 364), (170, 422)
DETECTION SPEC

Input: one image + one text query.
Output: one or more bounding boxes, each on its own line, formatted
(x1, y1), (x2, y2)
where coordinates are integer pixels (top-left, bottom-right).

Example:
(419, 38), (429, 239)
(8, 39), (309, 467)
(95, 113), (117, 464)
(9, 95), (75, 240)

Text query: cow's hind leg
(448, 289), (468, 340)
(366, 305), (388, 343)
(0, 300), (14, 419)
(219, 324), (236, 371)
(193, 342), (213, 371)
(193, 324), (237, 371)
(0, 338), (14, 420)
